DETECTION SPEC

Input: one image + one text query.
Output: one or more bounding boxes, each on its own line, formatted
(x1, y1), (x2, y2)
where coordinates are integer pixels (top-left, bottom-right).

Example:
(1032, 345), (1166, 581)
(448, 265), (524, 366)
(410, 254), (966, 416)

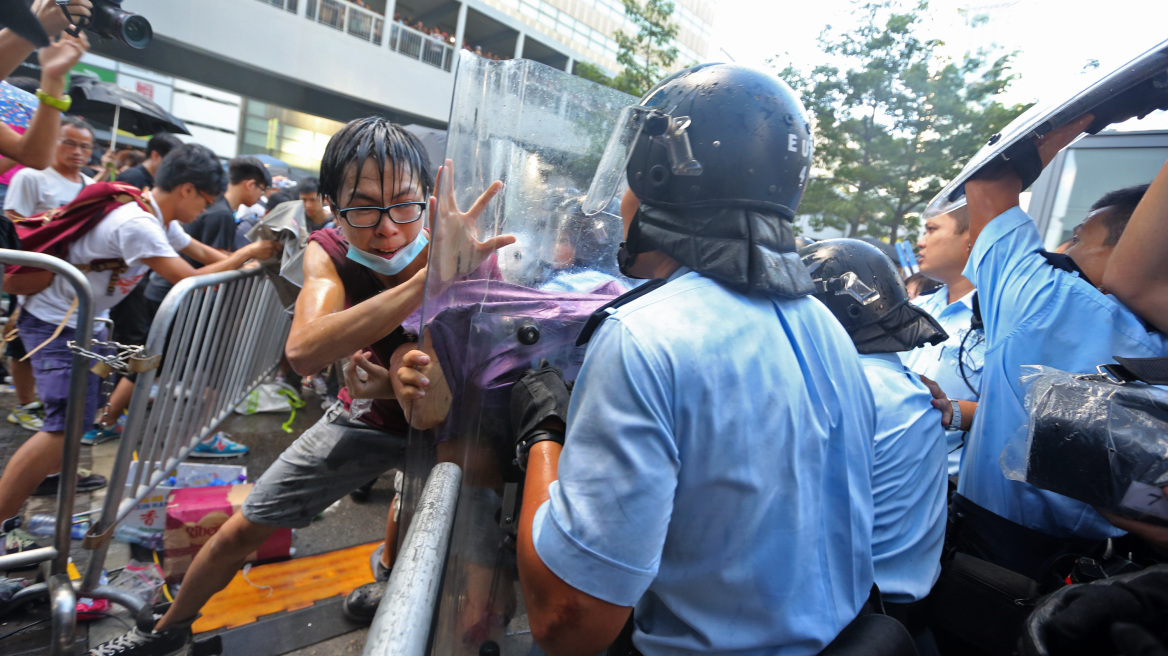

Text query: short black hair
(60, 115), (94, 139)
(1090, 184), (1149, 247)
(145, 133), (184, 159)
(154, 144), (228, 196)
(228, 156), (272, 187)
(265, 189), (297, 214)
(318, 117), (434, 209)
(298, 176), (320, 196)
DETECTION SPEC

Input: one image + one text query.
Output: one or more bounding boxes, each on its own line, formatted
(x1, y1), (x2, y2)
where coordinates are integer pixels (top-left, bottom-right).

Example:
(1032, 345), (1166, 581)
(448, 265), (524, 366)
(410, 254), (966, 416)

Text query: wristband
(514, 428), (565, 471)
(36, 89), (72, 112)
(945, 399), (963, 432)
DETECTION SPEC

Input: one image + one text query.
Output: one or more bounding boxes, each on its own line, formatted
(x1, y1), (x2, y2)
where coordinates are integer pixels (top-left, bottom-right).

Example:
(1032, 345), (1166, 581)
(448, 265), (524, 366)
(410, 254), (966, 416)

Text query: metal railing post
(362, 462), (462, 656)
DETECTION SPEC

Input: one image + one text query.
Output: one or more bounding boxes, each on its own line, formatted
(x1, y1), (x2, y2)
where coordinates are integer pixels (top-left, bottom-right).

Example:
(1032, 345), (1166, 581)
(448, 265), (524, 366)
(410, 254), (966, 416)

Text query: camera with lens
(67, 0), (152, 49)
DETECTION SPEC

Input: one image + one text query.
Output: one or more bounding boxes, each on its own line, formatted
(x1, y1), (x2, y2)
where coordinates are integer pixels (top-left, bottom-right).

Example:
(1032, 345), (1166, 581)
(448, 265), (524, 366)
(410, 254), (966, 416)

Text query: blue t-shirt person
(861, 353), (948, 604)
(532, 268), (877, 655)
(957, 207), (1168, 540)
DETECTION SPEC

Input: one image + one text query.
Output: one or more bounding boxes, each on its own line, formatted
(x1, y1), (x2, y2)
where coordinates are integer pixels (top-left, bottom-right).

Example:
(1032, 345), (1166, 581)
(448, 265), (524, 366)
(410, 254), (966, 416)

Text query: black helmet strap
(616, 207), (650, 278)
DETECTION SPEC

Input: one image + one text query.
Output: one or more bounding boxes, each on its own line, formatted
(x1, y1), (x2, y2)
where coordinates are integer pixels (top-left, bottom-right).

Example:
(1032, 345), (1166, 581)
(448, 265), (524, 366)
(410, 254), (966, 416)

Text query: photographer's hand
(35, 0), (93, 36)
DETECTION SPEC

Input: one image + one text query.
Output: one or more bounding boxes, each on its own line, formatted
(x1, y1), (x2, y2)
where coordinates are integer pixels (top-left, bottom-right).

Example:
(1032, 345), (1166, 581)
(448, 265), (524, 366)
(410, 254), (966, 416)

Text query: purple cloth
(404, 278), (625, 453)
(19, 310), (108, 433)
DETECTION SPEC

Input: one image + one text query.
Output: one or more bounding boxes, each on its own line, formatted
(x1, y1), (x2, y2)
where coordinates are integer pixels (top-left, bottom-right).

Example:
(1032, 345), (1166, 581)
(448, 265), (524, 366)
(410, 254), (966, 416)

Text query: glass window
(1042, 145), (1168, 250)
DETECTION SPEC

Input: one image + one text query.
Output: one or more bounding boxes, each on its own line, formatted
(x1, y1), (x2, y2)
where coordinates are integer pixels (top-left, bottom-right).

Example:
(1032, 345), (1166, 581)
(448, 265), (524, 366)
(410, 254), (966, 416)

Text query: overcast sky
(708, 0), (1165, 108)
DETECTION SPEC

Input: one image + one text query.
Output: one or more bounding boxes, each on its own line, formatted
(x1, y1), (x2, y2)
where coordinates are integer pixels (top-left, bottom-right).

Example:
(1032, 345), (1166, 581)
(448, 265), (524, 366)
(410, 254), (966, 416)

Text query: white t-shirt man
(23, 197), (191, 329)
(3, 166), (95, 217)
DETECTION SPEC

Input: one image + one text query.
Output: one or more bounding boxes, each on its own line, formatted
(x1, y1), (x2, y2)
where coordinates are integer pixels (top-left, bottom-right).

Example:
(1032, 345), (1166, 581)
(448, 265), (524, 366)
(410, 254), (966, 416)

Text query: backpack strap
(76, 258), (130, 295)
(19, 295), (78, 361)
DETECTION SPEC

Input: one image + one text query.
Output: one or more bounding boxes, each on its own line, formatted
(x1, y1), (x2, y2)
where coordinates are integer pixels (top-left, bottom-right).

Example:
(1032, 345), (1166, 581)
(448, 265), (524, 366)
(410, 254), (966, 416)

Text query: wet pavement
(0, 382), (396, 656)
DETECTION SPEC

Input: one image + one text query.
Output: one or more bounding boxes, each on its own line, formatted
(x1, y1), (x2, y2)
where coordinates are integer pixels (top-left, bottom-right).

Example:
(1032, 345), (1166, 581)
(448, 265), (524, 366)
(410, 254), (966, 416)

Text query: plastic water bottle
(349, 364), (373, 420)
(26, 514), (89, 539)
(114, 525), (163, 551)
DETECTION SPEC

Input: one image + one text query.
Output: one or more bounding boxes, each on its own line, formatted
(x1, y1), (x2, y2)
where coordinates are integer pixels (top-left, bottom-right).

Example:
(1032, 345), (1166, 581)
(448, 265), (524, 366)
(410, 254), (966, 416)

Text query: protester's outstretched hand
(428, 159), (515, 282)
(343, 350), (395, 400)
(34, 0), (92, 36)
(244, 239), (282, 262)
(38, 32), (88, 81)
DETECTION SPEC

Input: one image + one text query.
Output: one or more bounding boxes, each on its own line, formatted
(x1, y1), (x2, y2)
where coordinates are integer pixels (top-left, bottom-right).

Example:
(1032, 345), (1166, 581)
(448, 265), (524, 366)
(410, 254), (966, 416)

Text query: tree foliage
(612, 0), (679, 96)
(775, 0), (1030, 242)
(572, 0), (681, 97)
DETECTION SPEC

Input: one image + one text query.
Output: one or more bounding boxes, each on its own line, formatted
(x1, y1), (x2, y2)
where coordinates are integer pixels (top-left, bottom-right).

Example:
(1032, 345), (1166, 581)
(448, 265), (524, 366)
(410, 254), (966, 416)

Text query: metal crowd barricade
(0, 250), (95, 656)
(80, 267), (293, 594)
(362, 462), (462, 656)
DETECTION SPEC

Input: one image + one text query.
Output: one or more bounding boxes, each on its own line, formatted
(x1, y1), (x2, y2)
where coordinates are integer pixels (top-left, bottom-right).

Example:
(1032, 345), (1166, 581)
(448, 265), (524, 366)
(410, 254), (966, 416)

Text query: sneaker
(342, 581), (384, 624)
(81, 423), (123, 446)
(369, 542), (391, 582)
(87, 602), (195, 656)
(31, 471), (108, 496)
(7, 401), (43, 431)
(189, 432), (248, 458)
(1, 527), (41, 556)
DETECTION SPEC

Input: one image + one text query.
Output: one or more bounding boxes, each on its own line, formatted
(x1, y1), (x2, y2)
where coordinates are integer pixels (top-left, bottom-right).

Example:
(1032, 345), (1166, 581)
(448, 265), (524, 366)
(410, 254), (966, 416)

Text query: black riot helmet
(584, 63), (816, 296)
(799, 239), (948, 354)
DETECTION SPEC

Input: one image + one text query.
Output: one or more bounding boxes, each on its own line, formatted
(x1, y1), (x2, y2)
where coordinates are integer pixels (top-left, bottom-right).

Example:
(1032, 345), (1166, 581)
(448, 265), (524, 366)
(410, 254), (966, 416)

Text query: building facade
(75, 0), (715, 175)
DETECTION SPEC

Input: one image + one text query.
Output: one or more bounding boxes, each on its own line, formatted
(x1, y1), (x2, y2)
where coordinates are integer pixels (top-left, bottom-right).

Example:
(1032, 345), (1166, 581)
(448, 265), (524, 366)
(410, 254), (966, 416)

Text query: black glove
(509, 360), (571, 471)
(1021, 565), (1168, 656)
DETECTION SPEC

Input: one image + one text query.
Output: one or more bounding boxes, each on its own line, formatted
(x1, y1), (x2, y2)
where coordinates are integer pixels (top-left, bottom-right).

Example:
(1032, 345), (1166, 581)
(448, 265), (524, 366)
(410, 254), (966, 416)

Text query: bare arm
(284, 241), (426, 376)
(0, 33), (89, 169)
(518, 441), (632, 656)
(179, 238), (229, 266)
(141, 240), (276, 285)
(966, 115), (1095, 246)
(1101, 159), (1168, 331)
(0, 0), (91, 80)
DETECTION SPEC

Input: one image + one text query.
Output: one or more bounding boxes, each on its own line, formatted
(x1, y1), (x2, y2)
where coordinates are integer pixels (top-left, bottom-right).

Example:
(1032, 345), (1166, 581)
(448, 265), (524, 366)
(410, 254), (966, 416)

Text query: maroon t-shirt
(308, 227), (411, 434)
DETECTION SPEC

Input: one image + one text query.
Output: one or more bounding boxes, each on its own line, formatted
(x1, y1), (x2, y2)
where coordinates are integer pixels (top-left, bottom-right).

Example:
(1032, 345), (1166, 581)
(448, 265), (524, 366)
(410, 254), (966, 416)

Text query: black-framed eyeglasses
(339, 201), (427, 228)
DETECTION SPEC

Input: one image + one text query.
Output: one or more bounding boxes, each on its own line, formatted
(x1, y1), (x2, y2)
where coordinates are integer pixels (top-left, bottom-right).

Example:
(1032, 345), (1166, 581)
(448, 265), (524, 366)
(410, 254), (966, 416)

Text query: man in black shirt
(115, 133), (184, 190)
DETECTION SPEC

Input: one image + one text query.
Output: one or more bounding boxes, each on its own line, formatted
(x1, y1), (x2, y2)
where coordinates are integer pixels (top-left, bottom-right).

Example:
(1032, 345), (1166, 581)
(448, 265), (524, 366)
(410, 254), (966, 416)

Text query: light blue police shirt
(861, 353), (948, 604)
(901, 285), (984, 476)
(533, 269), (877, 656)
(957, 207), (1168, 539)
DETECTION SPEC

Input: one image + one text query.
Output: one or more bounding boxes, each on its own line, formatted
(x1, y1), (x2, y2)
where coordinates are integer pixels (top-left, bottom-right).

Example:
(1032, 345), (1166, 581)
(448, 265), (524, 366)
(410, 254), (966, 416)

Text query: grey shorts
(242, 402), (408, 528)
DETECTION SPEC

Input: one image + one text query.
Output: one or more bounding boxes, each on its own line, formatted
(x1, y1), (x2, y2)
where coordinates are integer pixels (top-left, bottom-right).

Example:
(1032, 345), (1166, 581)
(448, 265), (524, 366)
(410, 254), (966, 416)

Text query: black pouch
(930, 552), (1038, 655)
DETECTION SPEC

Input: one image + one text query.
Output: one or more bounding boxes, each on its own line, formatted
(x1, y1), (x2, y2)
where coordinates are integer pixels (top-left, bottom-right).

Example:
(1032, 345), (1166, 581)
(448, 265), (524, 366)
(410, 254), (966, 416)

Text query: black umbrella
(68, 75), (191, 148)
(0, 1), (49, 48)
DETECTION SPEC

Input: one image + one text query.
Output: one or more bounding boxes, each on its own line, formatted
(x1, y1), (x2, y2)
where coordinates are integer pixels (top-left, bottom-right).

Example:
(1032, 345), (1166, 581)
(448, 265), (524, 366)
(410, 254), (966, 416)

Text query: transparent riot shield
(924, 37), (1168, 219)
(397, 51), (635, 655)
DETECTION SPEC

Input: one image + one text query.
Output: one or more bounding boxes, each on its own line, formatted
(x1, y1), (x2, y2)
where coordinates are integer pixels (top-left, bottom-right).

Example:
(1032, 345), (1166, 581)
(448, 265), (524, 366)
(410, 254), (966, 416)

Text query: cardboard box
(121, 462), (248, 550)
(164, 484), (292, 582)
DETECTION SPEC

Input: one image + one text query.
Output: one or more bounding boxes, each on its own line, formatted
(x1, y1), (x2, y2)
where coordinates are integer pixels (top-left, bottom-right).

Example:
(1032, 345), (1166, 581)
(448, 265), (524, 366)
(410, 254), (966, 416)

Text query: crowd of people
(0, 2), (1166, 656)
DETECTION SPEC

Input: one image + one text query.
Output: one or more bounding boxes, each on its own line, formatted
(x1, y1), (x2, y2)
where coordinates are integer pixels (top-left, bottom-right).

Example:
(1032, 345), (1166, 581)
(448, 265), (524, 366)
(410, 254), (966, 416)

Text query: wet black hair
(154, 143), (228, 196)
(265, 189), (297, 214)
(1090, 183), (1149, 246)
(318, 117), (434, 210)
(228, 156), (272, 187)
(298, 176), (320, 196)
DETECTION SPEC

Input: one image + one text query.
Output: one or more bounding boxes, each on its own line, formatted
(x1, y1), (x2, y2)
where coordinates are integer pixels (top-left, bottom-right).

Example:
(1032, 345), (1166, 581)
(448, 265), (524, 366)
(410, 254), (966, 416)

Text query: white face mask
(345, 231), (429, 276)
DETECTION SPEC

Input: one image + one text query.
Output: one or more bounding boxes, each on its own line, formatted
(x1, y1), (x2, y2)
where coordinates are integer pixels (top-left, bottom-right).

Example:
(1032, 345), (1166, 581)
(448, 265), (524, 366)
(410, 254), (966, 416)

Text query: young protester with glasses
(4, 115), (96, 221)
(87, 117), (512, 656)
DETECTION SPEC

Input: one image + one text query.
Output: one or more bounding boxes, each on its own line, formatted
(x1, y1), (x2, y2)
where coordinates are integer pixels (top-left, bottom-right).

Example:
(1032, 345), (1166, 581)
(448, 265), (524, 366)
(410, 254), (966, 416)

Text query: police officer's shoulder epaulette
(1039, 250), (1094, 288)
(575, 278), (667, 346)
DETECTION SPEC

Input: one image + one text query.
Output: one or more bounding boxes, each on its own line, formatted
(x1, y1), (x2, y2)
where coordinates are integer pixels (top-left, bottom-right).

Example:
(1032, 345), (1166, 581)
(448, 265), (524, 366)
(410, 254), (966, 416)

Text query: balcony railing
(306, 0), (385, 45)
(258, 0), (453, 71)
(390, 23), (454, 72)
(255, 0), (298, 12)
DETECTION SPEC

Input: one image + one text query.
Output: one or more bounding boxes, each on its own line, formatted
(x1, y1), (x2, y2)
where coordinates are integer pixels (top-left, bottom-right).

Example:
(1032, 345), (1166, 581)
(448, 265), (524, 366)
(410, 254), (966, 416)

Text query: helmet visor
(582, 105), (651, 216)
